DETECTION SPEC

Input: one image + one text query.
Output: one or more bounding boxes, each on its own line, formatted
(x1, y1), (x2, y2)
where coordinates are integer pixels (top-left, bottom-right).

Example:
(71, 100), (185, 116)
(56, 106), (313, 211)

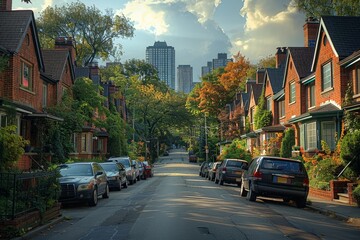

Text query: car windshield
(117, 159), (130, 167)
(261, 159), (304, 173)
(59, 164), (93, 177)
(227, 160), (246, 168)
(100, 164), (118, 172)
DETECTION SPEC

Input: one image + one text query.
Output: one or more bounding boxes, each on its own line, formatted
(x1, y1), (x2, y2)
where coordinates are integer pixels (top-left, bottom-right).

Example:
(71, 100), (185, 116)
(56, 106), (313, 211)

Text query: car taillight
(303, 177), (309, 187)
(222, 167), (227, 173)
(253, 171), (262, 180)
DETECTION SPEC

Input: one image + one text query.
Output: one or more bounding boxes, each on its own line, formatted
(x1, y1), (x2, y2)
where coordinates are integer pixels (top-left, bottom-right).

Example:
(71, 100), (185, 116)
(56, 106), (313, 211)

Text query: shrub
(219, 139), (252, 162)
(280, 128), (294, 158)
(340, 130), (360, 175)
(353, 185), (360, 204)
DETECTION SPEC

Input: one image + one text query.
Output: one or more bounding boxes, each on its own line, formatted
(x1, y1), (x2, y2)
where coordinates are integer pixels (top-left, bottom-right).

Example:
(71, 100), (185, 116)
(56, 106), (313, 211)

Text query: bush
(280, 128), (294, 158)
(340, 130), (360, 175)
(219, 139), (252, 162)
(353, 185), (360, 204)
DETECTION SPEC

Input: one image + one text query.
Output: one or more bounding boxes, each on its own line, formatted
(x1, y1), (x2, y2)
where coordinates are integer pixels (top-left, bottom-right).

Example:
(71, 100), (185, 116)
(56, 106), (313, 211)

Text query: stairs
(334, 193), (350, 204)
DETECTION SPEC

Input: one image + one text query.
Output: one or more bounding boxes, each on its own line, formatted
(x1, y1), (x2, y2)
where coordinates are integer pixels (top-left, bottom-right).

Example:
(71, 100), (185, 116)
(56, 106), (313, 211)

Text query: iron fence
(0, 171), (59, 220)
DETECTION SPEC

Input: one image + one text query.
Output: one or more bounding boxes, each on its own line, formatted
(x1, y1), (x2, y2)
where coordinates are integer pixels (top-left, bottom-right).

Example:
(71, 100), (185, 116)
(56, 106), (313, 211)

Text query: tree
(254, 89), (273, 129)
(219, 139), (252, 162)
(37, 1), (134, 66)
(280, 128), (295, 158)
(292, 0), (360, 17)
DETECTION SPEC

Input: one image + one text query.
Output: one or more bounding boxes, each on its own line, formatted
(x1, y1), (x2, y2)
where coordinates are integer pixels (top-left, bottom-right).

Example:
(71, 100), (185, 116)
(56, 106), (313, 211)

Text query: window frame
(42, 83), (48, 108)
(289, 81), (296, 104)
(309, 83), (315, 108)
(20, 60), (33, 91)
(306, 122), (317, 150)
(354, 64), (360, 95)
(321, 121), (336, 150)
(321, 61), (333, 91)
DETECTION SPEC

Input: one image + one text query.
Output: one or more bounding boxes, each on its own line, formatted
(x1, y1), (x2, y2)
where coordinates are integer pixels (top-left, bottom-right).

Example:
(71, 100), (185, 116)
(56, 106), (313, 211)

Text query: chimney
(256, 68), (265, 84)
(275, 47), (287, 68)
(303, 17), (319, 47)
(90, 62), (99, 76)
(55, 36), (76, 66)
(0, 0), (12, 11)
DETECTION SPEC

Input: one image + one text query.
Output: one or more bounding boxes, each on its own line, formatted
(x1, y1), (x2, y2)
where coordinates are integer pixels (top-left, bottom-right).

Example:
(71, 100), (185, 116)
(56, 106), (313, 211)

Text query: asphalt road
(30, 150), (360, 240)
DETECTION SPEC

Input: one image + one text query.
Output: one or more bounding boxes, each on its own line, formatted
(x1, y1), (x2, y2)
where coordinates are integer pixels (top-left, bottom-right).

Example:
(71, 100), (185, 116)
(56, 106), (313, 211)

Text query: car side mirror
(95, 171), (103, 176)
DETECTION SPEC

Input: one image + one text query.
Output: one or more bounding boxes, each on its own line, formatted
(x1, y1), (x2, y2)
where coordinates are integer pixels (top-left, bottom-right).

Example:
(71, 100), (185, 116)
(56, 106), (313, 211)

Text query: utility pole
(205, 112), (208, 162)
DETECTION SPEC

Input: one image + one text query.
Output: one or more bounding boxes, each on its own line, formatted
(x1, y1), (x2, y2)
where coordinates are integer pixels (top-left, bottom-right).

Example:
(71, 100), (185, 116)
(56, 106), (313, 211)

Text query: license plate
(274, 176), (289, 184)
(236, 178), (241, 182)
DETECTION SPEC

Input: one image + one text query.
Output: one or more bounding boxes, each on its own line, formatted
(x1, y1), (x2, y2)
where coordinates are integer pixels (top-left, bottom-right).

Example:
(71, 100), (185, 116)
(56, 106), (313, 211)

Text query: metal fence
(0, 171), (59, 220)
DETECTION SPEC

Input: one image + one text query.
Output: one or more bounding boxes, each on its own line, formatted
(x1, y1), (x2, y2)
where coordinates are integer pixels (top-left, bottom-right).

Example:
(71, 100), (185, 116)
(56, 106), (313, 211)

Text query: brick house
(288, 16), (360, 154)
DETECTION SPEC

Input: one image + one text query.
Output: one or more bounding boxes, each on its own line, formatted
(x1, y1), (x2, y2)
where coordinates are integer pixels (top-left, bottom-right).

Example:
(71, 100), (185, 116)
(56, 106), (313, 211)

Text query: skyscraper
(177, 65), (193, 93)
(201, 53), (232, 77)
(146, 41), (175, 89)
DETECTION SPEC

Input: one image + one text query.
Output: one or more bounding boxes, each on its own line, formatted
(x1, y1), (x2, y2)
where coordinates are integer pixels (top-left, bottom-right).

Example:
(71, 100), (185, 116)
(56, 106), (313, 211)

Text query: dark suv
(214, 159), (248, 186)
(240, 156), (309, 208)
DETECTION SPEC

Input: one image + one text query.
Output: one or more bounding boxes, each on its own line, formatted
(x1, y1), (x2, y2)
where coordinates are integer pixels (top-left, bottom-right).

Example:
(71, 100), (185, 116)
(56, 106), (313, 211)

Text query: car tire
(102, 184), (110, 199)
(88, 189), (98, 206)
(118, 181), (122, 191)
(240, 181), (247, 197)
(295, 197), (307, 208)
(247, 182), (257, 202)
(219, 177), (224, 185)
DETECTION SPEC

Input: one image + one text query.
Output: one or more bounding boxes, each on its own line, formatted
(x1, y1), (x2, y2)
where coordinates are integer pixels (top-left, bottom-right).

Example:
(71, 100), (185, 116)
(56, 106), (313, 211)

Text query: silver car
(107, 157), (137, 185)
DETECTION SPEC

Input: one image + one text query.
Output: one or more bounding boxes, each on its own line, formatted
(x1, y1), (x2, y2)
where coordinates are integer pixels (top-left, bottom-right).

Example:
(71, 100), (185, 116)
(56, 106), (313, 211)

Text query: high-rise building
(146, 41), (175, 89)
(177, 65), (193, 93)
(201, 53), (232, 77)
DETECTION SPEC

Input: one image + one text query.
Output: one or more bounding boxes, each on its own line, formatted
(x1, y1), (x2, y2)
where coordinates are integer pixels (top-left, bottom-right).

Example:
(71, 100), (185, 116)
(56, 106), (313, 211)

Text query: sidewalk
(307, 195), (360, 227)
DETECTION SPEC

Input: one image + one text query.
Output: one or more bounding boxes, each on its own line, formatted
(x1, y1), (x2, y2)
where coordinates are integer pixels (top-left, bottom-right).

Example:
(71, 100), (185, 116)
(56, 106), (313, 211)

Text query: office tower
(177, 65), (193, 93)
(201, 53), (232, 77)
(146, 41), (175, 89)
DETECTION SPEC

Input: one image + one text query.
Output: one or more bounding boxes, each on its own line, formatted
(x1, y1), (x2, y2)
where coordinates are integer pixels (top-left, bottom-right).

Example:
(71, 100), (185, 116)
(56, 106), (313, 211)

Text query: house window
(306, 122), (317, 150)
(289, 82), (295, 103)
(266, 96), (272, 111)
(20, 60), (33, 90)
(355, 66), (360, 95)
(322, 61), (332, 91)
(309, 83), (315, 108)
(250, 107), (254, 124)
(81, 133), (87, 152)
(321, 121), (336, 150)
(0, 113), (20, 134)
(42, 83), (48, 108)
(278, 100), (285, 118)
(97, 138), (103, 152)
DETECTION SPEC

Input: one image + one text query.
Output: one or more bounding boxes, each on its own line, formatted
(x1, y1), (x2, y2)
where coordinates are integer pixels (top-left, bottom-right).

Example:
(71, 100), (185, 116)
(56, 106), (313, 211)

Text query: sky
(13, 0), (307, 82)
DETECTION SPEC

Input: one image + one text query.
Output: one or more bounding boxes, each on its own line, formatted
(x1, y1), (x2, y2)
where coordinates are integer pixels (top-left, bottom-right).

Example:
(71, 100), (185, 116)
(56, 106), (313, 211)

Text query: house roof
(312, 16), (360, 70)
(0, 10), (44, 70)
(42, 49), (75, 82)
(251, 84), (263, 105)
(75, 67), (90, 79)
(339, 49), (360, 68)
(288, 103), (342, 124)
(265, 65), (285, 94)
(282, 47), (314, 88)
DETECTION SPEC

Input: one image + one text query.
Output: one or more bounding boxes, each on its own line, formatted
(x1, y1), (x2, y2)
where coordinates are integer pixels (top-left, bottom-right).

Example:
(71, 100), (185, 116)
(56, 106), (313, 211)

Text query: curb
(306, 204), (360, 227)
(14, 215), (65, 240)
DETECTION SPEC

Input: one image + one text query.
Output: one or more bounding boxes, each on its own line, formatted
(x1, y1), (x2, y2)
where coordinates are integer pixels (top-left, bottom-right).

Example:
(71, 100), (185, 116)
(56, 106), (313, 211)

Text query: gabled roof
(251, 84), (263, 105)
(312, 16), (360, 70)
(42, 49), (75, 83)
(265, 65), (285, 94)
(0, 10), (44, 70)
(339, 49), (360, 68)
(283, 47), (314, 88)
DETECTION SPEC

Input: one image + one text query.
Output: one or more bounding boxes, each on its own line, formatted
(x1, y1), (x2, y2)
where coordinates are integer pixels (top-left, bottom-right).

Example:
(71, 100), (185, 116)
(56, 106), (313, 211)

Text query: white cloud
(41, 0), (54, 11)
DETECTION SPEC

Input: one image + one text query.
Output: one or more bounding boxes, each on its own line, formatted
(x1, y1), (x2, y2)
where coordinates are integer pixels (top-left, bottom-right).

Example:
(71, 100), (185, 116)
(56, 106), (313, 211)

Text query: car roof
(257, 156), (302, 163)
(225, 159), (247, 162)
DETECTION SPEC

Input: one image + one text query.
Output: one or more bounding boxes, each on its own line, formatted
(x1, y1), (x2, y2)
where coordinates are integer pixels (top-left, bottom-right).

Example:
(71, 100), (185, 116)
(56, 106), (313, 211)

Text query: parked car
(214, 159), (248, 186)
(107, 156), (137, 185)
(201, 162), (212, 178)
(99, 162), (128, 190)
(240, 156), (309, 208)
(143, 161), (154, 178)
(137, 161), (146, 180)
(132, 160), (141, 181)
(58, 162), (109, 206)
(208, 161), (221, 181)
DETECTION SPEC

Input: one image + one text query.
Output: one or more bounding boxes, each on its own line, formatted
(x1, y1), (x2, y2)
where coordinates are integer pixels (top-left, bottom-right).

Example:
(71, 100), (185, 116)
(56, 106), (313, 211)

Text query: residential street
(29, 150), (360, 240)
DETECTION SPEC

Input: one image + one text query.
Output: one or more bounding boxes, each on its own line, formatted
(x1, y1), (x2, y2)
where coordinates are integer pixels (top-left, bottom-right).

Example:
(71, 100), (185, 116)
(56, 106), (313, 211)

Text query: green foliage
(292, 0), (360, 18)
(104, 111), (127, 157)
(280, 128), (295, 158)
(0, 126), (29, 171)
(340, 130), (360, 175)
(37, 1), (134, 66)
(353, 185), (360, 202)
(321, 140), (332, 155)
(254, 89), (273, 129)
(343, 83), (360, 132)
(0, 55), (9, 73)
(219, 139), (252, 162)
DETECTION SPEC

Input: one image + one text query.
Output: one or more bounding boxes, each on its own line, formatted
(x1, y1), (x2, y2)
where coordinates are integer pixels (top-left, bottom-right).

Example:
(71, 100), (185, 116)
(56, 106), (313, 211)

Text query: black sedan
(58, 162), (110, 206)
(100, 162), (128, 190)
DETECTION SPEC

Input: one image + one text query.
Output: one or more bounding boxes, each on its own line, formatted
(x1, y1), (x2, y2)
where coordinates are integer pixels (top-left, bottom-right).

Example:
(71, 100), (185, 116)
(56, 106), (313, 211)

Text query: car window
(227, 160), (247, 168)
(118, 159), (130, 167)
(59, 164), (93, 176)
(247, 158), (259, 174)
(93, 163), (103, 174)
(100, 164), (118, 172)
(261, 159), (304, 173)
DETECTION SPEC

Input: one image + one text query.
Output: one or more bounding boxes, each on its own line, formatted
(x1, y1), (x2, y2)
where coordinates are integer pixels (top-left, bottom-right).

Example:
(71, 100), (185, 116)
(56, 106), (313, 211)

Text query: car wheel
(295, 197), (307, 208)
(102, 184), (110, 199)
(240, 181), (247, 197)
(219, 177), (224, 185)
(247, 182), (257, 202)
(88, 189), (98, 206)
